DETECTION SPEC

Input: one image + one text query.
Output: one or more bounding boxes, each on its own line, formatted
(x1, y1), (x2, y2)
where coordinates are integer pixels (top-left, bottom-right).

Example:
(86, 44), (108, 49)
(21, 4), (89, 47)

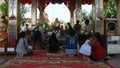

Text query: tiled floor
(0, 53), (120, 68)
(106, 54), (120, 68)
(0, 54), (15, 64)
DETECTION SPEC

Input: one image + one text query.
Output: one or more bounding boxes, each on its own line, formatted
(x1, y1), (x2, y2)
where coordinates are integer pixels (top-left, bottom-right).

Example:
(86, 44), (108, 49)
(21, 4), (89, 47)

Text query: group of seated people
(47, 27), (107, 62)
(79, 32), (107, 62)
(15, 27), (107, 62)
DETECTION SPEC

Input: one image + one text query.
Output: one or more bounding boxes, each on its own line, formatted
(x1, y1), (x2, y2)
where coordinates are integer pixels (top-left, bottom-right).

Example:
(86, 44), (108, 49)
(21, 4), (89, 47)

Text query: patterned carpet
(0, 50), (112, 68)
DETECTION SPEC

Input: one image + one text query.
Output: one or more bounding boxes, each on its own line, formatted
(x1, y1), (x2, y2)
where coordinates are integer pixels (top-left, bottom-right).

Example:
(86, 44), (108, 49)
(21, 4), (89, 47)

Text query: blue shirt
(66, 35), (78, 49)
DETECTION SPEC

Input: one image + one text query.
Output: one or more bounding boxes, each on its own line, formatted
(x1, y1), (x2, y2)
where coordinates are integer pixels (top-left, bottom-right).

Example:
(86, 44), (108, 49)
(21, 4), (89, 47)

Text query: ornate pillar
(68, 0), (76, 26)
(39, 9), (44, 24)
(76, 0), (82, 23)
(8, 0), (17, 40)
(37, 0), (45, 24)
(17, 0), (21, 39)
(70, 11), (74, 26)
(31, 0), (37, 26)
(92, 0), (95, 33)
(117, 0), (120, 35)
(94, 0), (104, 34)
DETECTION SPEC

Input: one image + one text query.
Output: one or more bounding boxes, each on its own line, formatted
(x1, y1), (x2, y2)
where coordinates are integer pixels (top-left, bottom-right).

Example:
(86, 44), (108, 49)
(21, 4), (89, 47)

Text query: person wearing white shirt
(79, 33), (94, 61)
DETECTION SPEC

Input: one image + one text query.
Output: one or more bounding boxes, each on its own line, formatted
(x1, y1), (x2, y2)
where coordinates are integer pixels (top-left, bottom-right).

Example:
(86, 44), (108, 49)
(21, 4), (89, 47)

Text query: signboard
(107, 35), (120, 54)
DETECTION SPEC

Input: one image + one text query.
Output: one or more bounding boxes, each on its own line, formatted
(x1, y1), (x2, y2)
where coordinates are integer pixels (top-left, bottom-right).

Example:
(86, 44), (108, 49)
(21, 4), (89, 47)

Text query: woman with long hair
(91, 32), (107, 62)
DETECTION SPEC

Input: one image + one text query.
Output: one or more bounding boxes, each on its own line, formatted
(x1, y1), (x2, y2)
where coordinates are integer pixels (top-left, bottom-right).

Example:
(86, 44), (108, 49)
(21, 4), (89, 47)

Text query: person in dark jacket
(32, 27), (43, 49)
(48, 32), (59, 53)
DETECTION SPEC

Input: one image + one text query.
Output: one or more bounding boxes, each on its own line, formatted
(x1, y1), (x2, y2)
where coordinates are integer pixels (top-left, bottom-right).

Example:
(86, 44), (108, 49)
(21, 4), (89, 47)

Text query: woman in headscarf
(48, 32), (59, 53)
(16, 31), (32, 57)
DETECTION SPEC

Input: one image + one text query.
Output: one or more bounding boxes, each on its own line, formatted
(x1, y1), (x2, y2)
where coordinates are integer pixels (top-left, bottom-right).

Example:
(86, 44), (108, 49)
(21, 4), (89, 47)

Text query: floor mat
(0, 50), (112, 68)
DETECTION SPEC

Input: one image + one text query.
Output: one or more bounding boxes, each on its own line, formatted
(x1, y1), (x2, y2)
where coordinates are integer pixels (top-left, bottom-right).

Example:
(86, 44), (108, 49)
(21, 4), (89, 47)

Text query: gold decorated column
(94, 0), (104, 35)
(92, 0), (95, 33)
(117, 0), (120, 35)
(17, 0), (21, 39)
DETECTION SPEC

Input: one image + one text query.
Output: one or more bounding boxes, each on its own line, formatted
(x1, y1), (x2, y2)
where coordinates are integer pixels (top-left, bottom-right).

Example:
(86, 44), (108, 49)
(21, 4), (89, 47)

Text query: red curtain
(20, 0), (32, 4)
(20, 0), (108, 5)
(82, 0), (92, 5)
(44, 0), (52, 5)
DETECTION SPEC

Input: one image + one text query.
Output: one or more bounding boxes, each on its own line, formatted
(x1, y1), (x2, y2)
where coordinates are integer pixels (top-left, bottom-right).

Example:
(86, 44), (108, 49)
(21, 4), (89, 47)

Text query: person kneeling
(16, 31), (33, 57)
(79, 33), (94, 61)
(48, 32), (59, 53)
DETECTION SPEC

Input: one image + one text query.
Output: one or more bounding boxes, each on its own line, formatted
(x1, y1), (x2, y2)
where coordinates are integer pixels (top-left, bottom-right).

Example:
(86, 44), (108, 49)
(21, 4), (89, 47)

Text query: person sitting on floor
(48, 32), (59, 53)
(79, 33), (94, 61)
(65, 29), (79, 56)
(16, 31), (32, 57)
(90, 32), (107, 62)
(32, 27), (43, 49)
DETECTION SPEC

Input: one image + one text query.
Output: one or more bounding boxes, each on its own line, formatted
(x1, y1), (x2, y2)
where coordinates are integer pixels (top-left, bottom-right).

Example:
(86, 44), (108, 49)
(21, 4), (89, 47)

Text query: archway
(45, 3), (70, 23)
(44, 3), (70, 30)
(7, 0), (120, 54)
(7, 0), (110, 41)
